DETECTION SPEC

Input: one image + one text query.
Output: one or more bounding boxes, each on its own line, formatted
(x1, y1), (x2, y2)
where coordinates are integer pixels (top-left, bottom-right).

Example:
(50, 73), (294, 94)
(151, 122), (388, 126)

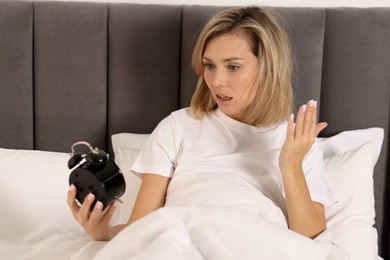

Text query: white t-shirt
(131, 108), (333, 225)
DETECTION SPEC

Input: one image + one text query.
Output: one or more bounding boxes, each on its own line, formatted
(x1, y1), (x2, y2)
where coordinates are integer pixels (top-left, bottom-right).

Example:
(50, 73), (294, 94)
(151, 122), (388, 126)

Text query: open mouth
(216, 94), (233, 102)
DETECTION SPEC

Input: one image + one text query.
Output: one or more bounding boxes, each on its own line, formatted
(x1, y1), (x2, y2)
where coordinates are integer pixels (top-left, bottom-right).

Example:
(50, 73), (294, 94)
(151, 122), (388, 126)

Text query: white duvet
(1, 128), (385, 260)
(72, 206), (347, 260)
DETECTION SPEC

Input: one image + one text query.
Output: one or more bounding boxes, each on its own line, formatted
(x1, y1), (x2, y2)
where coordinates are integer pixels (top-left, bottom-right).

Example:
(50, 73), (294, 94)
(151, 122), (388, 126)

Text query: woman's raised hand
(67, 184), (118, 241)
(279, 100), (327, 173)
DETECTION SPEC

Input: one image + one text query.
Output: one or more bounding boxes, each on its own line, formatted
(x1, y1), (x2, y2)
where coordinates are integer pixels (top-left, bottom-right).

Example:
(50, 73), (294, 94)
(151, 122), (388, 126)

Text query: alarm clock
(68, 141), (125, 210)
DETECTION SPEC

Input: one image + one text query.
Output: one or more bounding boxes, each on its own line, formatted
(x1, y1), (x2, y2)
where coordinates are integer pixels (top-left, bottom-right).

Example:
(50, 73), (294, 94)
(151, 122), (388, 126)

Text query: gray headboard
(0, 1), (389, 257)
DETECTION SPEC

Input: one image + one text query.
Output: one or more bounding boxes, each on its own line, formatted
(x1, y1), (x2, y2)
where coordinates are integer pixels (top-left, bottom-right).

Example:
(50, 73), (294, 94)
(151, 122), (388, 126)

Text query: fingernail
(309, 100), (314, 107)
(69, 184), (76, 191)
(314, 100), (317, 108)
(302, 105), (307, 112)
(87, 193), (95, 201)
(290, 113), (294, 121)
(95, 201), (103, 210)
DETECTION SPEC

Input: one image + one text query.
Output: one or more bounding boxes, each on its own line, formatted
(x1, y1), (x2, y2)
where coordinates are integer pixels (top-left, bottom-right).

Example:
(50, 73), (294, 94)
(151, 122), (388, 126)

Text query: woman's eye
(227, 65), (240, 71)
(204, 63), (215, 70)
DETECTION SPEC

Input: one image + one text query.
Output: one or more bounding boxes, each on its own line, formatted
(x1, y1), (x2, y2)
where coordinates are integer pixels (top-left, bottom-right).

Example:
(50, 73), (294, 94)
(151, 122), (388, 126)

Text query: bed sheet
(72, 206), (347, 260)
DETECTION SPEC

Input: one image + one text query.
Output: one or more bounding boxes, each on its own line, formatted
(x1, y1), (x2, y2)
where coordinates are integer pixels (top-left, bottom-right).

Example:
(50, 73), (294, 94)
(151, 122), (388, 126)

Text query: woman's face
(203, 32), (259, 122)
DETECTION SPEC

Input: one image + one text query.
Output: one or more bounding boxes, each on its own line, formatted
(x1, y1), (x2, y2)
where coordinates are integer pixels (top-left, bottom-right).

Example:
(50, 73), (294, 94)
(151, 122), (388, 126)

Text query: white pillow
(111, 133), (150, 224)
(324, 142), (378, 259)
(317, 127), (383, 165)
(317, 127), (383, 259)
(0, 148), (90, 258)
(111, 127), (384, 259)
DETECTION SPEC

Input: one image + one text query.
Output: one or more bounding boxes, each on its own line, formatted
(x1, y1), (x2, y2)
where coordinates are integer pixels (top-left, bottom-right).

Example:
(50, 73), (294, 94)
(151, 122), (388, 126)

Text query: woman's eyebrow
(203, 56), (244, 62)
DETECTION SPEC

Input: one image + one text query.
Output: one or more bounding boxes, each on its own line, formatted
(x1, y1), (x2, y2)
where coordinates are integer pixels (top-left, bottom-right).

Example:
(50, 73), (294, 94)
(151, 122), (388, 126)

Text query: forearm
(128, 174), (170, 223)
(105, 174), (170, 240)
(282, 166), (326, 239)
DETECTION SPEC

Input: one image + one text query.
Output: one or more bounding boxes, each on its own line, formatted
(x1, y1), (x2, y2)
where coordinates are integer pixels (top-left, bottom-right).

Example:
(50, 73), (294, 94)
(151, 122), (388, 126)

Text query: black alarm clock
(68, 141), (126, 210)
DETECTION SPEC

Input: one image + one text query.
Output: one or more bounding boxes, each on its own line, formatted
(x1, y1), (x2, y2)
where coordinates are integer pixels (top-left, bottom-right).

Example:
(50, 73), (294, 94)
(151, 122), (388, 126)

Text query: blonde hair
(190, 6), (293, 126)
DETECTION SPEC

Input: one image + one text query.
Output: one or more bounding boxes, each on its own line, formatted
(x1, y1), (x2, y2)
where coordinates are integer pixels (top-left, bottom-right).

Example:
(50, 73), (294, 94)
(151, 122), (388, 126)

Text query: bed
(0, 1), (389, 259)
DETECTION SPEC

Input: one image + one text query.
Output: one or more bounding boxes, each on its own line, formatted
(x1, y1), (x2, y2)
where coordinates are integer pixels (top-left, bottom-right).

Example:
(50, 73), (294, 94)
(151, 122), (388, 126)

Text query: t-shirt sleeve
(303, 142), (335, 207)
(130, 114), (181, 179)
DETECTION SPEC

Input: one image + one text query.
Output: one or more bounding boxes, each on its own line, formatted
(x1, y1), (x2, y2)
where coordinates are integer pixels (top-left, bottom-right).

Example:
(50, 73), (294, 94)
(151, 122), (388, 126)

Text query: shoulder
(155, 108), (191, 128)
(170, 107), (195, 121)
(169, 107), (207, 128)
(151, 108), (196, 139)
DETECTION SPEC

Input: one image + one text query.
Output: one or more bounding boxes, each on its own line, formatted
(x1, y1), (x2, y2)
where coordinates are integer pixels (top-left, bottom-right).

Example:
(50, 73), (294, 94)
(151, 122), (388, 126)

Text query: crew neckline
(214, 108), (281, 133)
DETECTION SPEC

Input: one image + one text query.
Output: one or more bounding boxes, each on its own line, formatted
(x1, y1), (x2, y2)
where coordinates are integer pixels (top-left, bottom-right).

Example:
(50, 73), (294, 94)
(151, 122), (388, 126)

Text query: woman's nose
(212, 69), (227, 87)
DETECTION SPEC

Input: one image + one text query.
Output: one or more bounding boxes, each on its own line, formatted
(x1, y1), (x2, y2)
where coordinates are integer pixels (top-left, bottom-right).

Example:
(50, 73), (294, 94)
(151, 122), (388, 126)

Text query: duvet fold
(87, 206), (347, 260)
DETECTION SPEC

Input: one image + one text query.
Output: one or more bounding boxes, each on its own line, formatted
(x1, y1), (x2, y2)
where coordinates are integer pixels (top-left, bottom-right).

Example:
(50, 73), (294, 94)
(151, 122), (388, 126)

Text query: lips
(216, 94), (233, 102)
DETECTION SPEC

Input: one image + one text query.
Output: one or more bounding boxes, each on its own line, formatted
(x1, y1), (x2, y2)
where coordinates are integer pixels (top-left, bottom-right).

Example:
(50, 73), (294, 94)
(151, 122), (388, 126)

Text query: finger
(303, 100), (314, 137)
(102, 201), (118, 226)
(67, 184), (80, 213)
(315, 122), (328, 136)
(312, 101), (320, 137)
(89, 201), (104, 225)
(79, 193), (95, 222)
(308, 100), (317, 138)
(295, 104), (306, 138)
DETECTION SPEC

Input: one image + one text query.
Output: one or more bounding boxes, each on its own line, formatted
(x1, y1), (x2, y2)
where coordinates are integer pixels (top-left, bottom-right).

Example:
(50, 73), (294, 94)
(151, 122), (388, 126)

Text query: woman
(68, 6), (332, 241)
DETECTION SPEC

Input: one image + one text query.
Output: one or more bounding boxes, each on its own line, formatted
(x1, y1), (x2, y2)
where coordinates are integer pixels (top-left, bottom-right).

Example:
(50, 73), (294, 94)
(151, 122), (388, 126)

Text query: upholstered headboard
(0, 1), (389, 257)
